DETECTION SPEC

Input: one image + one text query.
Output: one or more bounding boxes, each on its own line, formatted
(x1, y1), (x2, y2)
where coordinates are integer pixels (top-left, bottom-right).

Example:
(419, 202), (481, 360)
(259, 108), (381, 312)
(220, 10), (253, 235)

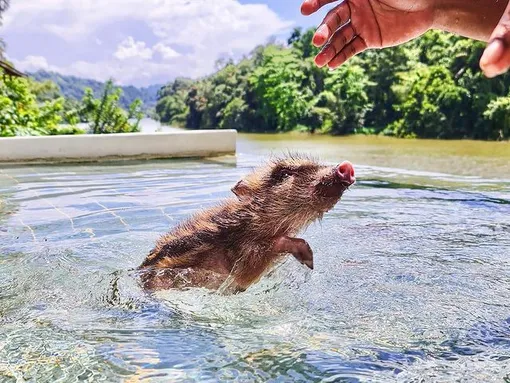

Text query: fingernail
(313, 25), (329, 46)
(317, 24), (329, 39)
(482, 64), (504, 78)
(480, 39), (504, 69)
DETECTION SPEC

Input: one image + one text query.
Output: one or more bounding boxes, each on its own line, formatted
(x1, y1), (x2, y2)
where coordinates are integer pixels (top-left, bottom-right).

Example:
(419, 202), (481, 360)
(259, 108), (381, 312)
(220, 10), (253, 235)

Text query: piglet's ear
(231, 179), (252, 199)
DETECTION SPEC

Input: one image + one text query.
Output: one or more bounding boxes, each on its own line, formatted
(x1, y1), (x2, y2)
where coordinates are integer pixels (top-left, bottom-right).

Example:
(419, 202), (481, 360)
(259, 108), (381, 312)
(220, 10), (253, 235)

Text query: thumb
(480, 3), (510, 78)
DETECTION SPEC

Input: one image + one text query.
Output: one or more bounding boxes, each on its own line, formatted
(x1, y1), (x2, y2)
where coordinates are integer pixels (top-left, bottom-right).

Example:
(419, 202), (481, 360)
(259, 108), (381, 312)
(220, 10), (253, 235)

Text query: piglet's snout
(336, 161), (356, 185)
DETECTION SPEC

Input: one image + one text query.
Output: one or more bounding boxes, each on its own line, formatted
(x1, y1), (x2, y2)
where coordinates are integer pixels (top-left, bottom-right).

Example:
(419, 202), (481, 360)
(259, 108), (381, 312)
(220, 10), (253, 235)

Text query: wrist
(432, 0), (509, 42)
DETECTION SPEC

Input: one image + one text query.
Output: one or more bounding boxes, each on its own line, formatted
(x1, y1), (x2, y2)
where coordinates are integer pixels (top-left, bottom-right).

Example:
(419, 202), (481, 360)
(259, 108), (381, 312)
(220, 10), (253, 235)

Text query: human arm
(301, 0), (509, 76)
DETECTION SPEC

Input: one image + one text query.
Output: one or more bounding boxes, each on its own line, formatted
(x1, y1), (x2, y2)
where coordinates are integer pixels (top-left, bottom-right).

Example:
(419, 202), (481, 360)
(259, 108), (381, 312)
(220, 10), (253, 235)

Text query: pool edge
(0, 130), (237, 165)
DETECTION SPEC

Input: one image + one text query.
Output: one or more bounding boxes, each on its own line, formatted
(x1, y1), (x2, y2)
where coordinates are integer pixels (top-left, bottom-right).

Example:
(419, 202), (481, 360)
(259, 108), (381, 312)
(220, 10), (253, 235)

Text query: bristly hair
(266, 150), (321, 167)
(242, 151), (321, 179)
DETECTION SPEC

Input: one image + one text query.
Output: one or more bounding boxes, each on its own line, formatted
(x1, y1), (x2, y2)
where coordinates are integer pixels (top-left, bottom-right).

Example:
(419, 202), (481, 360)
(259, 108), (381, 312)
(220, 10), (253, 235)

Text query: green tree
(0, 70), (83, 136)
(249, 45), (310, 132)
(287, 27), (302, 46)
(321, 60), (374, 135)
(483, 96), (510, 140)
(153, 27), (510, 141)
(29, 70), (160, 112)
(179, 58), (259, 131)
(219, 97), (251, 130)
(80, 79), (143, 134)
(389, 65), (470, 138)
(360, 45), (416, 130)
(30, 79), (62, 103)
(155, 77), (192, 125)
(289, 28), (319, 59)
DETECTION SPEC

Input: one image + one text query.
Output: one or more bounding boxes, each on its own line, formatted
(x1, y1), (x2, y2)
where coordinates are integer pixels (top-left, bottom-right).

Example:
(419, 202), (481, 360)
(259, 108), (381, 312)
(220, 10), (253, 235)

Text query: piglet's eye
(279, 169), (295, 181)
(272, 168), (294, 183)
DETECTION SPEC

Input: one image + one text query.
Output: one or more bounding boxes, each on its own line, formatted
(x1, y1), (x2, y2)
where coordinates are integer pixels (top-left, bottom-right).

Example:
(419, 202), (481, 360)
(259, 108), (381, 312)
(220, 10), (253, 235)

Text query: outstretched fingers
(315, 22), (357, 67)
(327, 36), (368, 69)
(301, 0), (340, 16)
(312, 2), (351, 47)
(302, 0), (367, 69)
(480, 2), (510, 78)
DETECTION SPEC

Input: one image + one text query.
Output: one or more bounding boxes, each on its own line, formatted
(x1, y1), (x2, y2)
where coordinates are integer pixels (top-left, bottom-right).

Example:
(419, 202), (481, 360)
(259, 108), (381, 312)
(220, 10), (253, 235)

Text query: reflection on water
(0, 134), (509, 382)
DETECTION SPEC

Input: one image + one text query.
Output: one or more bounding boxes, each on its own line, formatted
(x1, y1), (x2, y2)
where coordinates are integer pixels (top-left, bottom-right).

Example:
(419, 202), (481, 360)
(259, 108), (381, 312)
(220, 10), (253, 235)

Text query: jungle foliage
(0, 72), (143, 137)
(155, 28), (510, 140)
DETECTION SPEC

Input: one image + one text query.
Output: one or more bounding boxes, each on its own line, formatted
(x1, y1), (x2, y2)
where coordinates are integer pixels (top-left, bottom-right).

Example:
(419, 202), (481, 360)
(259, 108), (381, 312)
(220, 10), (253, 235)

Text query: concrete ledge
(0, 130), (237, 164)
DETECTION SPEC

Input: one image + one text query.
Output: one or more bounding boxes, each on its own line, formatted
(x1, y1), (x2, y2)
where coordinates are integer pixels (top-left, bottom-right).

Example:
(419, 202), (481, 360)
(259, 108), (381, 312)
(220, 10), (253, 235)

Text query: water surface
(0, 133), (509, 382)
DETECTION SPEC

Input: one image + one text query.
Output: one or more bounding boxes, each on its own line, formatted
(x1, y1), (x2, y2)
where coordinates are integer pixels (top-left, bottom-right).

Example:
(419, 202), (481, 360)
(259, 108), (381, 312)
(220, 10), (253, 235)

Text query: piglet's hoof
(297, 244), (314, 270)
(300, 257), (314, 270)
(274, 236), (314, 270)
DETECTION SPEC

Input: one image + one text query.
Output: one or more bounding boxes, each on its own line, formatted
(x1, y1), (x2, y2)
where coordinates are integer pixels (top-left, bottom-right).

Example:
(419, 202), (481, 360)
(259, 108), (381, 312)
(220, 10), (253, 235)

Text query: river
(0, 128), (509, 382)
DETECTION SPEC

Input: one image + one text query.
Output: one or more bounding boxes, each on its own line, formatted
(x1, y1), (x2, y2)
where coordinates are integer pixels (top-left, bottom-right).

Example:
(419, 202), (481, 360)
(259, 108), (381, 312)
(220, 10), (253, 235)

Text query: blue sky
(2, 0), (328, 87)
(239, 1), (324, 30)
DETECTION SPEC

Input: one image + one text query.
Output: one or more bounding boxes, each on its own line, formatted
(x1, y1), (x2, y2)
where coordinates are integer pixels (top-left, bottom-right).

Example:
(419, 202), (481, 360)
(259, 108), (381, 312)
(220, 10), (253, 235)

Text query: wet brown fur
(138, 153), (352, 293)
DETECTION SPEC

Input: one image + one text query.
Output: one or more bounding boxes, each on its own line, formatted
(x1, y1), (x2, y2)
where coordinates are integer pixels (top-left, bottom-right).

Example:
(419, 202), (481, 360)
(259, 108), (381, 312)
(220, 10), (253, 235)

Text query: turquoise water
(0, 135), (509, 382)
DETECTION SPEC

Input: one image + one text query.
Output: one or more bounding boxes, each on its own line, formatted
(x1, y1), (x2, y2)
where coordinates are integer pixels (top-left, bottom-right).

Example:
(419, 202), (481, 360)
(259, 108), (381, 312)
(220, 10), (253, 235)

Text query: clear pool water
(0, 135), (509, 382)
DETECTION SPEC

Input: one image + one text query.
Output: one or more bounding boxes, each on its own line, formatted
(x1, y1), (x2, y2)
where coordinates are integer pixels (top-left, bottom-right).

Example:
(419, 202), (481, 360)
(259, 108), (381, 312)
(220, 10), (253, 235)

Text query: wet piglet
(138, 154), (355, 293)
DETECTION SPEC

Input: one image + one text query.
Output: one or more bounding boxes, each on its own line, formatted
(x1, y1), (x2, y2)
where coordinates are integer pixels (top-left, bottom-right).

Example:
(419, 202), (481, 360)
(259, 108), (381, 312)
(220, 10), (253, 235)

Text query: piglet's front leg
(273, 236), (314, 270)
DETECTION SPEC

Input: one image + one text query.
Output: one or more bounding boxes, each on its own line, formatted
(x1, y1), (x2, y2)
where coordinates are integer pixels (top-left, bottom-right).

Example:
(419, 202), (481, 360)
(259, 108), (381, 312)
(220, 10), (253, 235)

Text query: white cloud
(11, 55), (51, 72)
(113, 39), (180, 62)
(153, 43), (180, 61)
(114, 37), (153, 61)
(2, 0), (294, 86)
(11, 55), (204, 87)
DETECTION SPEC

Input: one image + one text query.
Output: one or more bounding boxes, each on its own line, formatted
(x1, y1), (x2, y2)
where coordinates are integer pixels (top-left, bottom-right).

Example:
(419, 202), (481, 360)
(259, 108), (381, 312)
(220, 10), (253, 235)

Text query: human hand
(480, 1), (510, 78)
(301, 0), (435, 69)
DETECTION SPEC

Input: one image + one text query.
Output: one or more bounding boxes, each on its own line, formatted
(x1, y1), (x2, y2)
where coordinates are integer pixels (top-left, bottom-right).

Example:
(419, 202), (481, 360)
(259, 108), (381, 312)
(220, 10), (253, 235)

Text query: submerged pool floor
(1, 145), (510, 382)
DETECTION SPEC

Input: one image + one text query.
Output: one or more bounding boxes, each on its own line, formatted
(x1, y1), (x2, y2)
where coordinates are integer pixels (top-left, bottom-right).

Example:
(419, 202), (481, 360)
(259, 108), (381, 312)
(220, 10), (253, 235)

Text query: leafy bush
(74, 79), (144, 134)
(483, 96), (510, 140)
(0, 72), (64, 137)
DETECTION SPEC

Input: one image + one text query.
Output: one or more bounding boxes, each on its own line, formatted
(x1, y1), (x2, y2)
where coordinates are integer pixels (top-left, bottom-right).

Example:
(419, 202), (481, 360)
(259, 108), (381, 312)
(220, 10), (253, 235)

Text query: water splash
(0, 143), (509, 381)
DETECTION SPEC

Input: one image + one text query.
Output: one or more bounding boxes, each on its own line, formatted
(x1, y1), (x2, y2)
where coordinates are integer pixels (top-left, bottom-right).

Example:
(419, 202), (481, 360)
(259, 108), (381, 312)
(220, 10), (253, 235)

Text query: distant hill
(29, 70), (164, 111)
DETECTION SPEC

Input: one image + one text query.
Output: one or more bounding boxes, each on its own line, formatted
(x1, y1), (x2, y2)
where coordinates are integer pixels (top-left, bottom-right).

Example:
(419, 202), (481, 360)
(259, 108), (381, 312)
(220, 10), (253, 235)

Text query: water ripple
(0, 151), (509, 382)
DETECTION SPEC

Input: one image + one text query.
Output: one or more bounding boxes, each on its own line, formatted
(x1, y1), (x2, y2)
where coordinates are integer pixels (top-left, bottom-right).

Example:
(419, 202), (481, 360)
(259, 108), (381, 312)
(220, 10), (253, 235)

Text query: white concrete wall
(0, 130), (237, 163)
